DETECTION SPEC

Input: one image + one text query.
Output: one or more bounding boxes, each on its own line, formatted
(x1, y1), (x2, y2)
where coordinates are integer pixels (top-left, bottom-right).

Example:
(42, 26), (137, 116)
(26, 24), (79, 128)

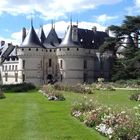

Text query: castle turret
(21, 25), (42, 48)
(22, 27), (26, 42)
(59, 24), (78, 47)
(38, 26), (46, 44)
(17, 23), (45, 86)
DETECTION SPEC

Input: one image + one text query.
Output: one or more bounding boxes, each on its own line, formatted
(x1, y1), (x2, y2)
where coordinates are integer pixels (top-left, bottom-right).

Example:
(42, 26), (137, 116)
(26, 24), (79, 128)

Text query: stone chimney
(105, 28), (109, 36)
(72, 25), (78, 42)
(1, 40), (5, 46)
(92, 26), (97, 33)
(22, 27), (26, 42)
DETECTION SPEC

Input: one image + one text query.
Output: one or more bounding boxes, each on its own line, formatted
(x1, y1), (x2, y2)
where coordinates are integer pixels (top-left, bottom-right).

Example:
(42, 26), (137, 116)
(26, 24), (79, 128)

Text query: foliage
(54, 83), (95, 94)
(42, 84), (65, 101)
(0, 89), (5, 99)
(130, 92), (140, 101)
(0, 83), (36, 92)
(71, 97), (140, 140)
(100, 15), (140, 81)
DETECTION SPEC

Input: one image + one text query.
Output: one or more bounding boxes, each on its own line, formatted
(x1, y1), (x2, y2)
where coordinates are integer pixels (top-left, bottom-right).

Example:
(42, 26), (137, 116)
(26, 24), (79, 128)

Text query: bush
(42, 84), (65, 101)
(130, 92), (140, 101)
(0, 83), (36, 92)
(0, 89), (5, 99)
(54, 83), (95, 94)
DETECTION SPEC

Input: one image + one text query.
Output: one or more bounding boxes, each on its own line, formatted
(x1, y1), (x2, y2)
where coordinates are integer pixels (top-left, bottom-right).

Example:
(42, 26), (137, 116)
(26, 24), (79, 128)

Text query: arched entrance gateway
(47, 74), (53, 83)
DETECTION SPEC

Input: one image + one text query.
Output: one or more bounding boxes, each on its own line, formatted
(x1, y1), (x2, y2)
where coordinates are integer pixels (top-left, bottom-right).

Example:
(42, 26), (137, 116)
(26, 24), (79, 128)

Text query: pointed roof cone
(38, 26), (46, 43)
(43, 27), (60, 48)
(21, 25), (43, 48)
(59, 24), (78, 47)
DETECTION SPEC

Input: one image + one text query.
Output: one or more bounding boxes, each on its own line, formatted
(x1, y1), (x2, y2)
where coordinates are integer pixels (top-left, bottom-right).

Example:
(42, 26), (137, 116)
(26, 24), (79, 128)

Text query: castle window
(67, 48), (70, 51)
(49, 59), (52, 67)
(12, 65), (14, 70)
(29, 48), (31, 51)
(5, 65), (7, 71)
(5, 73), (8, 82)
(77, 48), (79, 51)
(15, 73), (18, 82)
(84, 60), (87, 69)
(0, 73), (1, 81)
(15, 65), (17, 71)
(60, 74), (63, 82)
(60, 60), (63, 69)
(2, 66), (4, 71)
(22, 48), (24, 51)
(54, 49), (56, 52)
(36, 48), (38, 51)
(22, 74), (25, 82)
(83, 73), (87, 83)
(50, 49), (52, 52)
(59, 49), (61, 51)
(9, 65), (11, 71)
(23, 60), (25, 69)
(46, 49), (48, 52)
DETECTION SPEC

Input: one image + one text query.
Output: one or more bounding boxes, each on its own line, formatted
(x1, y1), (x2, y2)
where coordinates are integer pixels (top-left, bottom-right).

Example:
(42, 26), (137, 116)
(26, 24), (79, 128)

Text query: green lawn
(0, 91), (107, 140)
(0, 89), (139, 140)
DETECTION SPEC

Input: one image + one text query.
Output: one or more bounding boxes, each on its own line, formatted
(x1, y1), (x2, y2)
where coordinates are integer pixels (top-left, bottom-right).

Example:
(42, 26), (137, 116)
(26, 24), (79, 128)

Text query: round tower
(56, 23), (84, 85)
(17, 24), (45, 86)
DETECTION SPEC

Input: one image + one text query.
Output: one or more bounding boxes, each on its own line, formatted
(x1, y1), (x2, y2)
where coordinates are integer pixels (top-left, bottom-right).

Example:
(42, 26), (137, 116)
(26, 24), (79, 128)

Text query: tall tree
(100, 15), (140, 81)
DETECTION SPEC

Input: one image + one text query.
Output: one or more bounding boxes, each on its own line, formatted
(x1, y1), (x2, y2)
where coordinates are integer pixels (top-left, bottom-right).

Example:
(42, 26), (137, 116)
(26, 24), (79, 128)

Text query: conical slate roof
(59, 24), (79, 47)
(38, 26), (46, 43)
(21, 26), (42, 48)
(43, 27), (60, 48)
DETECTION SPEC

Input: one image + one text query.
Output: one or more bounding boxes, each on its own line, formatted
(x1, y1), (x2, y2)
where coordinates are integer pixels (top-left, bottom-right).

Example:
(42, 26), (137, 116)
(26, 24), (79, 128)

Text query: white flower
(121, 111), (126, 114)
(89, 99), (93, 102)
(106, 127), (113, 135)
(134, 106), (138, 110)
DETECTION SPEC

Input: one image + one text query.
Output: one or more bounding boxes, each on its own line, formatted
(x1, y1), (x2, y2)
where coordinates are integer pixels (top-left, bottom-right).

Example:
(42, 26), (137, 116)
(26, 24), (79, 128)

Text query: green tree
(100, 15), (140, 81)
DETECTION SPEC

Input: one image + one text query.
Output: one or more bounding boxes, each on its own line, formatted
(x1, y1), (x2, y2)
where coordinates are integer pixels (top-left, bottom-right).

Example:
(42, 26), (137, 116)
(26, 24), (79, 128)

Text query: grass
(0, 89), (139, 140)
(0, 91), (107, 140)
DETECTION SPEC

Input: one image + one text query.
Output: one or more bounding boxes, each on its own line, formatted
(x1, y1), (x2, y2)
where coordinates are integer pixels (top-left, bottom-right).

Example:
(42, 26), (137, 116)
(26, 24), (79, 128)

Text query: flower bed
(71, 98), (140, 139)
(40, 84), (65, 101)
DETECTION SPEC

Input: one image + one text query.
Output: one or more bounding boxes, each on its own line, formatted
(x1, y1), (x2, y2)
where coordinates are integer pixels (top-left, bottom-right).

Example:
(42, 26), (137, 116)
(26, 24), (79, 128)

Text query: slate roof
(38, 26), (46, 43)
(21, 26), (43, 48)
(43, 27), (60, 48)
(78, 28), (108, 49)
(0, 43), (15, 63)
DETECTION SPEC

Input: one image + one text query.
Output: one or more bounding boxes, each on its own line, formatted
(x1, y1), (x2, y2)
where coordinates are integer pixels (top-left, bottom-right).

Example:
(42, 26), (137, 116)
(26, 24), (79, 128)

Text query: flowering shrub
(71, 98), (140, 139)
(130, 92), (140, 101)
(41, 84), (65, 101)
(54, 83), (95, 94)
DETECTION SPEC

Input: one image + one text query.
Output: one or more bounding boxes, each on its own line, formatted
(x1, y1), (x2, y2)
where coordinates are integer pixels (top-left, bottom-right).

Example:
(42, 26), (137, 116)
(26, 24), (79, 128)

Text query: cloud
(0, 0), (122, 19)
(96, 14), (118, 24)
(125, 0), (140, 15)
(1, 20), (107, 45)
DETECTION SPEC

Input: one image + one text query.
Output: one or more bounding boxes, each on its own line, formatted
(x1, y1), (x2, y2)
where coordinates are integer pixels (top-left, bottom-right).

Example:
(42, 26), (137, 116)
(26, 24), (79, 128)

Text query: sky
(0, 0), (140, 45)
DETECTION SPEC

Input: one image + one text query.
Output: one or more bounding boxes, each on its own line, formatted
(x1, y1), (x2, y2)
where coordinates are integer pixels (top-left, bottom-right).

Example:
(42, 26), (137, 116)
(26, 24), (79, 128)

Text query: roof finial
(77, 19), (78, 27)
(70, 14), (72, 26)
(30, 13), (33, 27)
(53, 20), (55, 29)
(51, 20), (53, 29)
